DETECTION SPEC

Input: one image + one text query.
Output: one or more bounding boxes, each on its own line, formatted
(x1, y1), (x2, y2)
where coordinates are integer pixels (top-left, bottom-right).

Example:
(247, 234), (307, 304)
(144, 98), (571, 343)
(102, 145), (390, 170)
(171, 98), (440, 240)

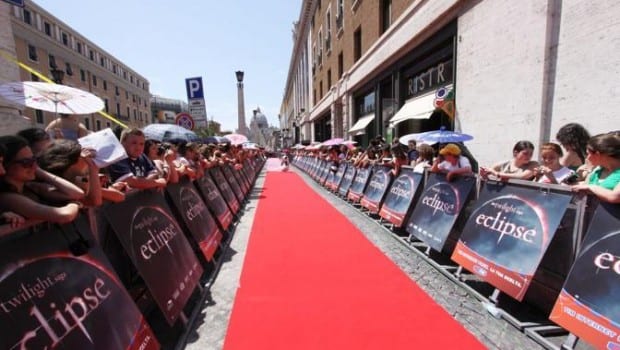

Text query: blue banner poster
(406, 173), (475, 251)
(549, 202), (620, 349)
(379, 168), (423, 227)
(451, 182), (571, 301)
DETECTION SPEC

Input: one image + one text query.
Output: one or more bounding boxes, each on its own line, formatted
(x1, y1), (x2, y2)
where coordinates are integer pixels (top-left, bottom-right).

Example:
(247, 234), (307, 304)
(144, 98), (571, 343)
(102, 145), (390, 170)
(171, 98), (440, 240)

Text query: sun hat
(439, 143), (461, 156)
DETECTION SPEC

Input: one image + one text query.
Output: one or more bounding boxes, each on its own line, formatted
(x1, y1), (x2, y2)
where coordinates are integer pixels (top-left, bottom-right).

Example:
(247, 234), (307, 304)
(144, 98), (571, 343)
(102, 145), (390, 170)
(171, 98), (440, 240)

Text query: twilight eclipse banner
(406, 173), (475, 251)
(104, 191), (203, 325)
(360, 166), (393, 214)
(166, 179), (223, 261)
(347, 167), (371, 203)
(0, 224), (159, 350)
(195, 174), (234, 231)
(451, 182), (571, 300)
(379, 168), (423, 227)
(550, 203), (620, 349)
(209, 167), (240, 214)
(338, 166), (357, 197)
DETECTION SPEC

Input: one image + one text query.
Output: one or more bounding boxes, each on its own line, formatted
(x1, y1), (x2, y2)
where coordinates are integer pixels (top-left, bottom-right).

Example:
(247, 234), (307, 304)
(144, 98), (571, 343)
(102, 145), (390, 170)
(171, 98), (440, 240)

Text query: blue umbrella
(408, 126), (473, 144)
(142, 123), (199, 142)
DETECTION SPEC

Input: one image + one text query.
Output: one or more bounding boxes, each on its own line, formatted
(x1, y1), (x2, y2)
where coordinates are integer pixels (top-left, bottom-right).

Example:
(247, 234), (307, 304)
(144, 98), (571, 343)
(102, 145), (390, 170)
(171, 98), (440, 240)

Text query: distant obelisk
(235, 71), (247, 135)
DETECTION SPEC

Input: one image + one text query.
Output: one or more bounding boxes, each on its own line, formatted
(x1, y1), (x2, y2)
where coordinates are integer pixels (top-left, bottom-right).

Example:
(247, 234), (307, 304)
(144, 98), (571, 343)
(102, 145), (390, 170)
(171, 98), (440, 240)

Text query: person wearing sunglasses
(37, 139), (103, 207)
(0, 135), (84, 224)
(0, 143), (25, 228)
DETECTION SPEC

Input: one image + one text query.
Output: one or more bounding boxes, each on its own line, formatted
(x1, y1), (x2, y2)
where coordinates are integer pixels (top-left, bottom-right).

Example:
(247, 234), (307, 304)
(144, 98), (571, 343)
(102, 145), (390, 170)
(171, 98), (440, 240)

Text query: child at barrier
(0, 135), (83, 224)
(108, 128), (167, 190)
(571, 131), (620, 203)
(534, 142), (577, 185)
(431, 143), (473, 181)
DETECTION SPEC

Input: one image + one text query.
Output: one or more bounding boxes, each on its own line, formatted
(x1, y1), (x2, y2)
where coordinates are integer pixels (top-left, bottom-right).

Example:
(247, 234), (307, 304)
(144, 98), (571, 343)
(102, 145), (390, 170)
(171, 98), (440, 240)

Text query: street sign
(185, 77), (204, 100)
(175, 112), (195, 130)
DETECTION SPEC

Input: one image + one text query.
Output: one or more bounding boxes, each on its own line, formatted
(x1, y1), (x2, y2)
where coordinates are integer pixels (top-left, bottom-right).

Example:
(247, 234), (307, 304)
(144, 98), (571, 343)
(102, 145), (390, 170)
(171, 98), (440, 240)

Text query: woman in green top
(571, 131), (620, 203)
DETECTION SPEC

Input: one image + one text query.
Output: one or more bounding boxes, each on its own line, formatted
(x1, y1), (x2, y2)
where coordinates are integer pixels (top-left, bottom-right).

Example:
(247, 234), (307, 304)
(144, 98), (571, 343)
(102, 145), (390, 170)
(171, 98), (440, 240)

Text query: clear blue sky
(35, 0), (301, 132)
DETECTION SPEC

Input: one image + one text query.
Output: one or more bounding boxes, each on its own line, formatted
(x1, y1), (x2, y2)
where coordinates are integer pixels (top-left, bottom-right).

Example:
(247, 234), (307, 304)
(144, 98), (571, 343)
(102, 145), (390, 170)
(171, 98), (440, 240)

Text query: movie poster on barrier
(196, 174), (234, 231)
(0, 224), (159, 350)
(220, 165), (245, 203)
(330, 163), (347, 191)
(549, 203), (620, 349)
(209, 167), (240, 214)
(379, 168), (423, 227)
(360, 166), (393, 214)
(406, 173), (475, 251)
(338, 165), (357, 197)
(167, 179), (223, 261)
(347, 167), (371, 202)
(451, 183), (571, 301)
(104, 191), (203, 325)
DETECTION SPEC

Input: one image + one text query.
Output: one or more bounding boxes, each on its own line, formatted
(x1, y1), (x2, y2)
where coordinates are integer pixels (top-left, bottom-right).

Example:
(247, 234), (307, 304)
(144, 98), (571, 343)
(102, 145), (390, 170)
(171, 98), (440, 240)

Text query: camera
(157, 143), (171, 156)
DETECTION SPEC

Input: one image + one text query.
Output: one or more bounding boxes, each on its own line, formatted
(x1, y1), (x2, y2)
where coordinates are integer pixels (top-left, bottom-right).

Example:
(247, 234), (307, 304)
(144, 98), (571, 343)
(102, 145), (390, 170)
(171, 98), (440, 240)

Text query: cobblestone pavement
(185, 163), (592, 350)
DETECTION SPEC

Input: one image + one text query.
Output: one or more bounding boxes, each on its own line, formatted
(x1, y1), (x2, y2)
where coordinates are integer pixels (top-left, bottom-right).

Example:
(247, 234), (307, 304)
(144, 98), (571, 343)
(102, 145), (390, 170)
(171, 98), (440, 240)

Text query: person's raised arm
(0, 193), (80, 224)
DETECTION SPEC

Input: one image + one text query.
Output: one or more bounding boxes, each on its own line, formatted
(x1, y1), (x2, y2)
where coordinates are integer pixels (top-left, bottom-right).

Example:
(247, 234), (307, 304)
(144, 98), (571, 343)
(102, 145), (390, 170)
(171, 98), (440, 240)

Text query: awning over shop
(347, 114), (375, 135)
(389, 92), (436, 126)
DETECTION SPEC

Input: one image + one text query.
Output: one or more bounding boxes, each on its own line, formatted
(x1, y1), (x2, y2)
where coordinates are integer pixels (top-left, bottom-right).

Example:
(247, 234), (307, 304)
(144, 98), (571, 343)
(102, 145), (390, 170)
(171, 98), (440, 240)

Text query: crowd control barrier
(293, 155), (615, 350)
(0, 156), (265, 350)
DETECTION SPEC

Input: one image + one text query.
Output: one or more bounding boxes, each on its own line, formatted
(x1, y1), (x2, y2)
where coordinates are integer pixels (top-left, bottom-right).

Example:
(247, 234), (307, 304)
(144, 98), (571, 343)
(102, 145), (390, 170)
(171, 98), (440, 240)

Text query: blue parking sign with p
(185, 77), (204, 99)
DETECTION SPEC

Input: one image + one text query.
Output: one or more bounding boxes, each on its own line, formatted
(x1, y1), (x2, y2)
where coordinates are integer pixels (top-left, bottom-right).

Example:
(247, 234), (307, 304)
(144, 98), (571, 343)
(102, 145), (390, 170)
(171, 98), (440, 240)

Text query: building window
(112, 64), (117, 74)
(65, 62), (73, 76)
(76, 42), (82, 54)
(338, 52), (343, 78)
(100, 56), (105, 67)
(380, 0), (392, 34)
(123, 71), (127, 80)
(31, 73), (39, 82)
(125, 91), (128, 99)
(84, 118), (90, 130)
(89, 50), (94, 61)
(96, 120), (101, 131)
(327, 69), (332, 89)
(35, 110), (43, 124)
(48, 54), (57, 69)
(106, 122), (111, 128)
(353, 27), (362, 61)
(27, 44), (37, 61)
(23, 9), (31, 25)
(133, 109), (137, 120)
(80, 69), (86, 82)
(126, 106), (130, 119)
(44, 22), (51, 36)
(115, 86), (119, 96)
(103, 80), (107, 90)
(61, 32), (69, 46)
(336, 0), (344, 30)
(130, 75), (134, 84)
(116, 103), (121, 116)
(320, 81), (323, 98)
(325, 10), (332, 53)
(104, 98), (109, 112)
(92, 75), (97, 86)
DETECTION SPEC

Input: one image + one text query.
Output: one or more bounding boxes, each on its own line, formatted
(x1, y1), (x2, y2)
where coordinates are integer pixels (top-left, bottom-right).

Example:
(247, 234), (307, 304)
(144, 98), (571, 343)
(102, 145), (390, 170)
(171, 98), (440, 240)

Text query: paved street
(185, 162), (592, 350)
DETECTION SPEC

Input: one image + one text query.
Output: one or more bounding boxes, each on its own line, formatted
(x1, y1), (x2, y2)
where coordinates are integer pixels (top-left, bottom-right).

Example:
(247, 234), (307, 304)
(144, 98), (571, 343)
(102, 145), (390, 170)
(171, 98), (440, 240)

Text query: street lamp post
(294, 108), (304, 144)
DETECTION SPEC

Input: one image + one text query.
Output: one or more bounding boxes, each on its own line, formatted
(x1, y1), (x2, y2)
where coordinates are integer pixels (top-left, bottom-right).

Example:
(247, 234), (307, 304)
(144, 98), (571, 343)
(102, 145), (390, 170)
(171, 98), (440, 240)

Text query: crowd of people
(288, 123), (620, 204)
(0, 123), (264, 229)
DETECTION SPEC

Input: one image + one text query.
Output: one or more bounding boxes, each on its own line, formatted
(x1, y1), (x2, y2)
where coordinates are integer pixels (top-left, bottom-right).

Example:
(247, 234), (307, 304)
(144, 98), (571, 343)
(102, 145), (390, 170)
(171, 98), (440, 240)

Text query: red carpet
(224, 170), (485, 349)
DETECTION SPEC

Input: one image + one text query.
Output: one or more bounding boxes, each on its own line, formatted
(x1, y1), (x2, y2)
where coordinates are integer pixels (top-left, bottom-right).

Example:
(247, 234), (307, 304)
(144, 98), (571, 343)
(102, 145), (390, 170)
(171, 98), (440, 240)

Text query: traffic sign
(185, 77), (204, 99)
(175, 113), (195, 130)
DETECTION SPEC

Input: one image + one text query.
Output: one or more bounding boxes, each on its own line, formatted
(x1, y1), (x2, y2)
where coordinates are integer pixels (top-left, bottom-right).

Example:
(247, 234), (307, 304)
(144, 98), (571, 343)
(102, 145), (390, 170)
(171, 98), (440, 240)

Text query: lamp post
(235, 71), (247, 135)
(294, 109), (304, 145)
(50, 67), (64, 84)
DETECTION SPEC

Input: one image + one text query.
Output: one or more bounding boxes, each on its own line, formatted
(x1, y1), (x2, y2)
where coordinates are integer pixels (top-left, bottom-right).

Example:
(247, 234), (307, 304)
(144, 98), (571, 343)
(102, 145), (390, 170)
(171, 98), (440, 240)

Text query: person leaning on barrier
(571, 131), (620, 203)
(479, 140), (539, 181)
(431, 143), (473, 181)
(0, 135), (83, 223)
(145, 139), (179, 184)
(37, 139), (104, 207)
(0, 143), (25, 228)
(108, 128), (166, 190)
(412, 143), (435, 174)
(390, 144), (409, 177)
(534, 142), (577, 185)
(555, 123), (591, 172)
